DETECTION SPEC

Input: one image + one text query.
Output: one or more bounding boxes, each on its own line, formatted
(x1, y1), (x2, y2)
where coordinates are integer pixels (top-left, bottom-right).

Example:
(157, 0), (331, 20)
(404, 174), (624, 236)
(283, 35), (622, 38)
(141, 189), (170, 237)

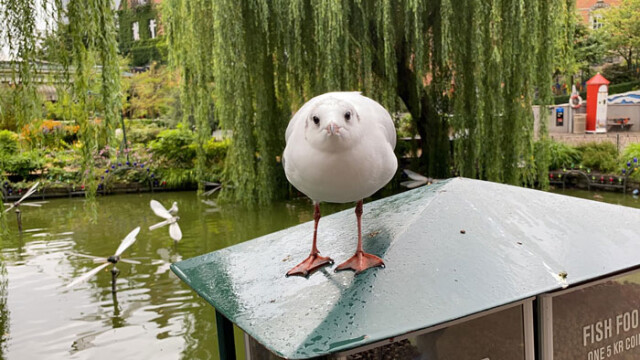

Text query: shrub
(620, 143), (640, 180)
(602, 64), (639, 84)
(548, 141), (581, 170)
(126, 121), (162, 144)
(20, 120), (79, 148)
(577, 142), (619, 173)
(0, 130), (18, 155)
(1, 150), (45, 178)
(149, 125), (196, 166)
(155, 167), (197, 188)
(203, 138), (230, 163)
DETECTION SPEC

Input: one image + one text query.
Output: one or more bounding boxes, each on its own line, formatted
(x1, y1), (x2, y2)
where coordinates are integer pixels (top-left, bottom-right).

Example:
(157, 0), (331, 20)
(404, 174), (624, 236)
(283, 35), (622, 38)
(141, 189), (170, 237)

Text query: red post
(585, 73), (610, 133)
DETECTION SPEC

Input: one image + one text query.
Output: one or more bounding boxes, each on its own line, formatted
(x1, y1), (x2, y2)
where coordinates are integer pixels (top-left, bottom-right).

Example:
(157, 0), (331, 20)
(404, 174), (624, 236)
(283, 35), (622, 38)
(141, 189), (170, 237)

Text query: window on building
(132, 21), (140, 41)
(149, 19), (157, 39)
(591, 14), (603, 30)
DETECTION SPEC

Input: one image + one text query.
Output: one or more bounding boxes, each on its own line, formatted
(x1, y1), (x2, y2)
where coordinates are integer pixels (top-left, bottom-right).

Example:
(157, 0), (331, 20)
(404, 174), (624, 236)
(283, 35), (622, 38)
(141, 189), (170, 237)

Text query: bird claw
(335, 251), (384, 274)
(286, 254), (334, 277)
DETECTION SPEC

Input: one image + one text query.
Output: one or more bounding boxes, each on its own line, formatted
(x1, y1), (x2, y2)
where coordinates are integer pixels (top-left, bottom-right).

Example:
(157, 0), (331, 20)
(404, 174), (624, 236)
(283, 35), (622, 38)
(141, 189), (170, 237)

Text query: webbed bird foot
(286, 254), (334, 277)
(335, 251), (384, 274)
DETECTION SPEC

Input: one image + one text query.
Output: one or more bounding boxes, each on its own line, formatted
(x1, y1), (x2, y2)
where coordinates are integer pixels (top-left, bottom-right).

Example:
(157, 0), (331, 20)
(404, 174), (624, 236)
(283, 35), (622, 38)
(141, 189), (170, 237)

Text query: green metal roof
(171, 177), (640, 359)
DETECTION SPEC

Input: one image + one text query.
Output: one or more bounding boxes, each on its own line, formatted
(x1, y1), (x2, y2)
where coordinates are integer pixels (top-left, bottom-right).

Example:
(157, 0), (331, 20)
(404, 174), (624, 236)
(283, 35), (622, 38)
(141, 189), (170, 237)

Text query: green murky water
(0, 187), (638, 359)
(0, 191), (349, 360)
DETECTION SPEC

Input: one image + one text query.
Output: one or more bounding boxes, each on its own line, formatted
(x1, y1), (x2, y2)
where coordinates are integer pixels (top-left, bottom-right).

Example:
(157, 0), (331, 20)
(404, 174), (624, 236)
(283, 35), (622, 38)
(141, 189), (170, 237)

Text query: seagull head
(305, 97), (361, 151)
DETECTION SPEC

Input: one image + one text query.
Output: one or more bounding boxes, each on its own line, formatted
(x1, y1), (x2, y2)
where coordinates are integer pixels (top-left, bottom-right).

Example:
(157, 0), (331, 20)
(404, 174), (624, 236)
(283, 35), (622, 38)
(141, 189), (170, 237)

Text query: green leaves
(163, 0), (563, 203)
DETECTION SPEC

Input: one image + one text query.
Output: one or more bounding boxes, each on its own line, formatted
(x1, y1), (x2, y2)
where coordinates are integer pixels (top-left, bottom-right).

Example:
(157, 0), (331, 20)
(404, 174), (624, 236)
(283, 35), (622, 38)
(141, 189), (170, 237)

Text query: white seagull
(149, 200), (182, 241)
(67, 227), (141, 288)
(283, 92), (397, 276)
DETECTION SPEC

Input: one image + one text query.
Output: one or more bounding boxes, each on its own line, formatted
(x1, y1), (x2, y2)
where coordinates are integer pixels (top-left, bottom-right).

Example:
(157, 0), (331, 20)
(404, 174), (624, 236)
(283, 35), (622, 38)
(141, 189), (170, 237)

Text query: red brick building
(576, 0), (621, 29)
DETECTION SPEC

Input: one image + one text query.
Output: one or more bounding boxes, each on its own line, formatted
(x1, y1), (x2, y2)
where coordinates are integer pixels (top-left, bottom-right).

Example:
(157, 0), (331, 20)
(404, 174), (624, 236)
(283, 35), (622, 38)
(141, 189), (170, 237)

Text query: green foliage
(553, 1), (579, 83)
(621, 143), (640, 180)
(602, 64), (639, 84)
(1, 150), (45, 178)
(577, 142), (619, 173)
(125, 64), (179, 119)
(600, 0), (640, 79)
(126, 121), (162, 144)
(149, 126), (196, 166)
(130, 39), (168, 67)
(622, 143), (640, 163)
(0, 130), (18, 154)
(610, 80), (640, 94)
(117, 3), (166, 66)
(154, 167), (197, 188)
(165, 0), (563, 204)
(0, 86), (18, 131)
(0, 0), (40, 129)
(547, 141), (582, 170)
(573, 21), (606, 79)
(203, 138), (230, 163)
(62, 0), (123, 197)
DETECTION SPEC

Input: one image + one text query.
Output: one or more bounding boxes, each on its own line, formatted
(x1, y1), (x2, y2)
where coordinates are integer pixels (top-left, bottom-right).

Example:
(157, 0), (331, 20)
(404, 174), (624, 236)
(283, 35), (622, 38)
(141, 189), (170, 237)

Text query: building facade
(576, 0), (621, 29)
(117, 0), (165, 67)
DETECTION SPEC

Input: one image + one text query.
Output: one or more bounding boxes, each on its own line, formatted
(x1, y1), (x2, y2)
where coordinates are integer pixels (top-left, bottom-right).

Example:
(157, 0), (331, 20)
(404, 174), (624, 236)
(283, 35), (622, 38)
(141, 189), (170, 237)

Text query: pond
(0, 187), (638, 360)
(0, 191), (349, 360)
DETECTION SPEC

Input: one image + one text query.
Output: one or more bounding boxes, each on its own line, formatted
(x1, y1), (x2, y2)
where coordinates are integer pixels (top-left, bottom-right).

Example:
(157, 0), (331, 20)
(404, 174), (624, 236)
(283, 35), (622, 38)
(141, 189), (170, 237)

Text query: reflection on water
(0, 192), (348, 360)
(550, 188), (640, 208)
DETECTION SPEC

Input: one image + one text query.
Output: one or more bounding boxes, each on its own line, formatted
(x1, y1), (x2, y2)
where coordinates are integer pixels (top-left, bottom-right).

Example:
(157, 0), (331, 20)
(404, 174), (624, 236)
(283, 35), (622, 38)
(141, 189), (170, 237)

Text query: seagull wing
(150, 200), (172, 219)
(169, 223), (182, 241)
(66, 262), (110, 288)
(403, 169), (429, 182)
(114, 226), (141, 257)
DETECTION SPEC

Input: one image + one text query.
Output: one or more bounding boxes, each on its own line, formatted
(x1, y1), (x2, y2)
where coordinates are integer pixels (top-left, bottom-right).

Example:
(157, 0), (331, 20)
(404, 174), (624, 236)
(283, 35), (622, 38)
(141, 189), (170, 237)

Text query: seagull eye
(344, 111), (351, 121)
(312, 116), (320, 125)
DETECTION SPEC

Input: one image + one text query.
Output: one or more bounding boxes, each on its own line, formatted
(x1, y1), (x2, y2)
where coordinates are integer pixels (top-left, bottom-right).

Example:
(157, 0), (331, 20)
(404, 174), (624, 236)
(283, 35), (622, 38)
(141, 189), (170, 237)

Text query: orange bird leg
(286, 202), (334, 277)
(335, 200), (384, 274)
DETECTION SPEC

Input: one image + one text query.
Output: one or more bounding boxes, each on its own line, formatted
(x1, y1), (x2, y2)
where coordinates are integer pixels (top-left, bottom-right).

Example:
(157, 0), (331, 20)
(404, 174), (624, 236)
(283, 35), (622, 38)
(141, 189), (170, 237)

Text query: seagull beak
(326, 122), (340, 136)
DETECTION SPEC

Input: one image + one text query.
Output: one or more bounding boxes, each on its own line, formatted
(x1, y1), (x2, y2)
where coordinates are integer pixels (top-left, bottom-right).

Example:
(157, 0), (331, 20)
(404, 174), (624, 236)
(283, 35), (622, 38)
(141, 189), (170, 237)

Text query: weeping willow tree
(0, 0), (121, 198)
(163, 0), (215, 193)
(165, 0), (565, 204)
